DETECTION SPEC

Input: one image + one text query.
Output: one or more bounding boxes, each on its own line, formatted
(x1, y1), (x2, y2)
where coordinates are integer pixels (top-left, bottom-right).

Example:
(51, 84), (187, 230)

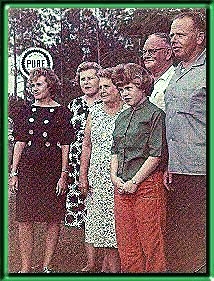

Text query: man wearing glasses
(142, 33), (175, 112)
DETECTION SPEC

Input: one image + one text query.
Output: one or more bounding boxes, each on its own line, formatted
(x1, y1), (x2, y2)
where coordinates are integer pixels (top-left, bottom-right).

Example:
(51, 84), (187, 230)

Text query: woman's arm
(61, 144), (70, 174)
(79, 114), (92, 197)
(56, 144), (70, 196)
(123, 156), (161, 194)
(123, 111), (165, 194)
(132, 156), (161, 184)
(9, 141), (26, 192)
(110, 154), (124, 194)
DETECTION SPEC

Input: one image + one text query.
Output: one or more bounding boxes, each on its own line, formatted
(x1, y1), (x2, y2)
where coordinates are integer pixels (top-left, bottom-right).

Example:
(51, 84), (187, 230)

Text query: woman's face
(79, 68), (99, 97)
(118, 82), (146, 107)
(99, 78), (120, 104)
(31, 75), (50, 100)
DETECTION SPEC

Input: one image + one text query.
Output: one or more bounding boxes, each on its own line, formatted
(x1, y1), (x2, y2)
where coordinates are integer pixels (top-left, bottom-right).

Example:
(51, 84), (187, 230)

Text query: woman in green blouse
(110, 63), (168, 273)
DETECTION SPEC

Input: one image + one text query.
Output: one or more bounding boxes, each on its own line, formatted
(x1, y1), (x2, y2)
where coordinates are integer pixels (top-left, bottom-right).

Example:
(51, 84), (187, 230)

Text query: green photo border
(2, 2), (212, 281)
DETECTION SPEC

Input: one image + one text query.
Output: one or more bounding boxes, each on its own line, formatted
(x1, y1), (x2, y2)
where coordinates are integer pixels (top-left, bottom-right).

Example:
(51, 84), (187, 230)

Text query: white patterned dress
(65, 96), (101, 228)
(85, 103), (124, 248)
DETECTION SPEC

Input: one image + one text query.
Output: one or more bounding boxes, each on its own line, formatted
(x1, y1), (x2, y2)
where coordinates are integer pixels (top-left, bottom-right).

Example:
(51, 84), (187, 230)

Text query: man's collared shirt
(111, 98), (167, 182)
(165, 49), (206, 175)
(149, 65), (175, 112)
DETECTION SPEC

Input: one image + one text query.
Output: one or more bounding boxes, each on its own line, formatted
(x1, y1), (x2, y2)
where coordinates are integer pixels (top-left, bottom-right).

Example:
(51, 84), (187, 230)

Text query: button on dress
(13, 105), (75, 222)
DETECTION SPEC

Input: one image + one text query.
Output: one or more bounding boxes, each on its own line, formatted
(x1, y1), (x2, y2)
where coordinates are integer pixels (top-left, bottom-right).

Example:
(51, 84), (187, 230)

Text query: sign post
(19, 47), (53, 78)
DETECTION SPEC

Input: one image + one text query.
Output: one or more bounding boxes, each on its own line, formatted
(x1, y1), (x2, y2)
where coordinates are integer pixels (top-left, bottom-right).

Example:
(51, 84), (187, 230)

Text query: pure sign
(19, 47), (53, 78)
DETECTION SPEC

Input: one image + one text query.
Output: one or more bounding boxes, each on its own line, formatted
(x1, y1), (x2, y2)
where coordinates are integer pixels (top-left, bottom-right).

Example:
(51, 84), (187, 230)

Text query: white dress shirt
(149, 65), (175, 112)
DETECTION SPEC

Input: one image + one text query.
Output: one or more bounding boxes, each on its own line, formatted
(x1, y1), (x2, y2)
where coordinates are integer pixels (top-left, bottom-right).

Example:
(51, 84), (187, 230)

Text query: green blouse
(111, 98), (167, 182)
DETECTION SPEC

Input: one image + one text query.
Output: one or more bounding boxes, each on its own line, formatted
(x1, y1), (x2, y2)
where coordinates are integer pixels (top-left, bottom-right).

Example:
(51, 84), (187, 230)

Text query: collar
(130, 97), (150, 112)
(178, 48), (206, 72)
(155, 65), (175, 83)
(81, 95), (102, 107)
(192, 48), (206, 67)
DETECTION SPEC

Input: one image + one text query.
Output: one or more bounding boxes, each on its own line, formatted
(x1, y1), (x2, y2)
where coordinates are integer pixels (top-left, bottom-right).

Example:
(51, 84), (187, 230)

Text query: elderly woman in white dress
(79, 68), (125, 272)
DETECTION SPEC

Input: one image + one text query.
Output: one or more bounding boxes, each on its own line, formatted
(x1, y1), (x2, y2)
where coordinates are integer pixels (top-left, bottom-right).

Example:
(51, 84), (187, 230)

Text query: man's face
(170, 17), (199, 62)
(79, 68), (99, 97)
(143, 35), (171, 72)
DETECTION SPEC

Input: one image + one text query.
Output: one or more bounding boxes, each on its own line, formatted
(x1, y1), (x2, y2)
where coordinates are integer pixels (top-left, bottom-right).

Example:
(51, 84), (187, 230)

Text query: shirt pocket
(176, 87), (206, 124)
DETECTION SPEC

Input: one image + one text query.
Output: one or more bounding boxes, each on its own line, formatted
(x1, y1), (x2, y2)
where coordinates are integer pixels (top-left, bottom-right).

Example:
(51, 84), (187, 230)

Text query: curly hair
(75, 61), (102, 82)
(97, 67), (116, 80)
(112, 63), (154, 96)
(28, 67), (61, 98)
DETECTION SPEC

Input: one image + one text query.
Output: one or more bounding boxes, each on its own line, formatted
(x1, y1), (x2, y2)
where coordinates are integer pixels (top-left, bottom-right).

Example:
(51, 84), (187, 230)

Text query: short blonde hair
(97, 67), (115, 80)
(75, 61), (102, 82)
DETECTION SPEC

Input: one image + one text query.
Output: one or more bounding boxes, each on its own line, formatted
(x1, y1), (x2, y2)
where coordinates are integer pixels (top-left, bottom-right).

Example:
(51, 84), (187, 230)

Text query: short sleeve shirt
(164, 50), (206, 175)
(111, 98), (167, 182)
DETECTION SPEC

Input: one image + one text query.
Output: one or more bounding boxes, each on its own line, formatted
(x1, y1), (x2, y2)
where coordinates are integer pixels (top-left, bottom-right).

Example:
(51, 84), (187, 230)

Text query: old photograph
(7, 7), (207, 275)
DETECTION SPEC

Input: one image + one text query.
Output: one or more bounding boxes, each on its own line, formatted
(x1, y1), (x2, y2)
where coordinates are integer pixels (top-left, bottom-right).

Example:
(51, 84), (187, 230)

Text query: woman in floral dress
(65, 62), (102, 229)
(79, 68), (126, 272)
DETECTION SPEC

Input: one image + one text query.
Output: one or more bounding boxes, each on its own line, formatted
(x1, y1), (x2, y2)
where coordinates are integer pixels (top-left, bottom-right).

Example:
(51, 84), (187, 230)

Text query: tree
(8, 8), (47, 97)
(8, 7), (206, 103)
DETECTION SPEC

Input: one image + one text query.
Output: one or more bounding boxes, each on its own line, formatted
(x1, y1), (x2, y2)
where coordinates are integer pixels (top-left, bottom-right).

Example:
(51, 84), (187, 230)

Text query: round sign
(19, 47), (53, 78)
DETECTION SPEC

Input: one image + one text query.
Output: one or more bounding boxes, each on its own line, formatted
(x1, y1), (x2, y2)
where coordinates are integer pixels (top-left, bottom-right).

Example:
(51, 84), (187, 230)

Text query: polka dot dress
(13, 104), (74, 222)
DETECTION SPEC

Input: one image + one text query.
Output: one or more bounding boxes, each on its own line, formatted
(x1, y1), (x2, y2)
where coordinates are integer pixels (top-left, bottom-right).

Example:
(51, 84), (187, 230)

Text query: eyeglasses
(141, 48), (166, 56)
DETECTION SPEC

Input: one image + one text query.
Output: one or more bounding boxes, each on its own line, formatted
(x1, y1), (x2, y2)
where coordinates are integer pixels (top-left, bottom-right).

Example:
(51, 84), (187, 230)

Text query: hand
(111, 175), (124, 188)
(123, 180), (138, 194)
(117, 184), (125, 195)
(111, 175), (125, 194)
(9, 175), (18, 193)
(78, 180), (89, 198)
(163, 171), (173, 191)
(56, 177), (67, 196)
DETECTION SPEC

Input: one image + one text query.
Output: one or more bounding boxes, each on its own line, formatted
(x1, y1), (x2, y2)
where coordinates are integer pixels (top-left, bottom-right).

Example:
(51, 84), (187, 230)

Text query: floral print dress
(65, 96), (99, 228)
(84, 103), (125, 247)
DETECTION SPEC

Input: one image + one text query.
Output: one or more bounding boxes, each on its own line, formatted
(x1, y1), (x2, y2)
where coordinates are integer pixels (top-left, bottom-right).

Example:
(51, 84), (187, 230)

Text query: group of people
(9, 11), (206, 274)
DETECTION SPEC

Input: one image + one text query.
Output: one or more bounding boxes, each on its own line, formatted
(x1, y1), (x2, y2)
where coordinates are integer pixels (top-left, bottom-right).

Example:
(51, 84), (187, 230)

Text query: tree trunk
(13, 19), (17, 97)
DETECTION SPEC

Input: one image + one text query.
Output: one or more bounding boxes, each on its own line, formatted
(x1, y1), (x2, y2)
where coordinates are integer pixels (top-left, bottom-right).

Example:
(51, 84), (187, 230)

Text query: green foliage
(8, 7), (206, 104)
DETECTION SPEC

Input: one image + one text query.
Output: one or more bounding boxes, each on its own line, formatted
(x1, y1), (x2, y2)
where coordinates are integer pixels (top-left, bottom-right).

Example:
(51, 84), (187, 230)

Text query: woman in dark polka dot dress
(9, 68), (75, 273)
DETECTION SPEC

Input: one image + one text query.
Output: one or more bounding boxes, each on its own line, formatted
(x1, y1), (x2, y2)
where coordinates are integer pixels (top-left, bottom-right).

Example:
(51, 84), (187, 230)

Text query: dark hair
(173, 11), (206, 32)
(28, 67), (60, 98)
(75, 61), (102, 82)
(112, 63), (154, 96)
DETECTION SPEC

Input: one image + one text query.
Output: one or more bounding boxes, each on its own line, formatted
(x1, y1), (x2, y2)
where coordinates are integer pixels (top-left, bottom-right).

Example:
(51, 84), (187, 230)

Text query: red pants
(114, 171), (166, 273)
